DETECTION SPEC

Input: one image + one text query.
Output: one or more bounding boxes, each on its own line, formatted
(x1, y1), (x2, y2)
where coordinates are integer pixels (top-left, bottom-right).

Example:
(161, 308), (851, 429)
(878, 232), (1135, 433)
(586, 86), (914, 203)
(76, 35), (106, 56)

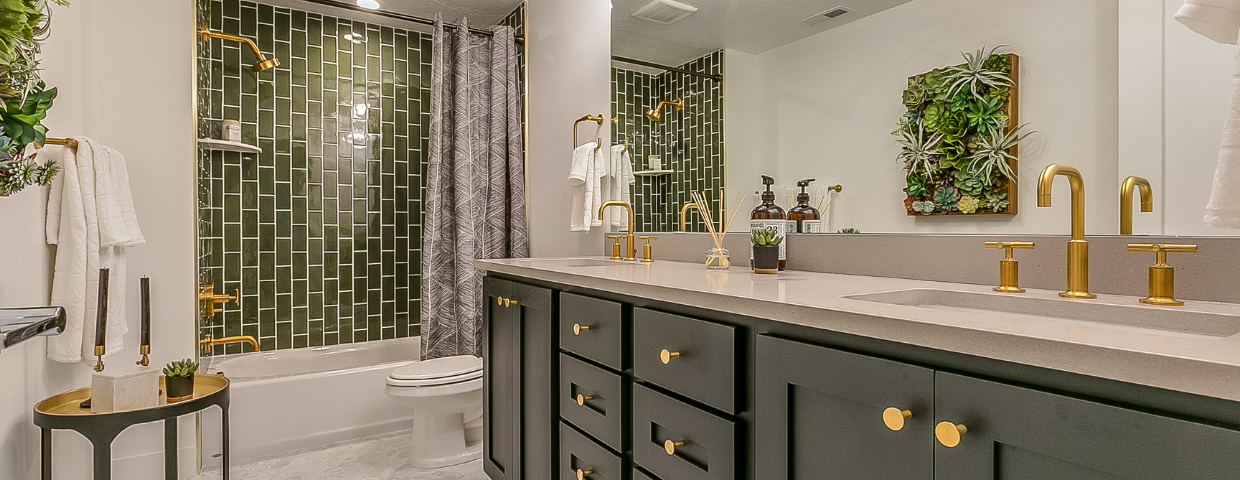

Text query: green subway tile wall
(611, 50), (724, 233)
(196, 0), (525, 355)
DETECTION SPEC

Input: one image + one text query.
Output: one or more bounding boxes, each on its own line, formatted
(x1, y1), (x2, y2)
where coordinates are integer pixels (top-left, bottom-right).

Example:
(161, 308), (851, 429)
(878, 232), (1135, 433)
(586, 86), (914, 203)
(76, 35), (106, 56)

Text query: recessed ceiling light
(356, 0), (380, 10)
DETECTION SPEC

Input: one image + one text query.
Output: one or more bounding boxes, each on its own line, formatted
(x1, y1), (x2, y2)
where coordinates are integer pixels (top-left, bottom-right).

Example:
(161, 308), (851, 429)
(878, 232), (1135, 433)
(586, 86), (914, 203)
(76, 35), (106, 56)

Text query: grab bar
(0, 307), (66, 353)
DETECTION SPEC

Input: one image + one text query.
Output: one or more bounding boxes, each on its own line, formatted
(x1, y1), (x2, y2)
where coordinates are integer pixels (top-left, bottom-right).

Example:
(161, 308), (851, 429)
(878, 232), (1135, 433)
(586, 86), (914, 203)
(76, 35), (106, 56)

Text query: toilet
(385, 355), (484, 468)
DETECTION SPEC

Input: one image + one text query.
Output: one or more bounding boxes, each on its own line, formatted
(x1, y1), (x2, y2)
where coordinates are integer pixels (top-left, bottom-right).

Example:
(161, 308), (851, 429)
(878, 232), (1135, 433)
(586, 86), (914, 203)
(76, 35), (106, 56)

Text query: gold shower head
(645, 98), (685, 122)
(198, 26), (281, 73)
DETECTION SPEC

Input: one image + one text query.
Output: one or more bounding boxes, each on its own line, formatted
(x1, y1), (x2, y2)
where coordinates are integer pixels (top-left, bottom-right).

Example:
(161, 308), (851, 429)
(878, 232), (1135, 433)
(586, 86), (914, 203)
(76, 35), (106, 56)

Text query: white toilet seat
(386, 355), (483, 388)
(383, 354), (484, 469)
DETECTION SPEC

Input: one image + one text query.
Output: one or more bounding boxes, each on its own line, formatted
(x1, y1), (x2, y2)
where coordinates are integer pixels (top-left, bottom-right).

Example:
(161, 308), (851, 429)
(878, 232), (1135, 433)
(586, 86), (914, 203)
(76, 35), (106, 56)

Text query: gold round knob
(576, 468), (593, 480)
(573, 323), (590, 335)
(575, 394), (595, 406)
(504, 298), (518, 308)
(660, 349), (681, 364)
(664, 439), (686, 455)
(496, 297), (504, 306)
(883, 407), (912, 431)
(935, 421), (968, 448)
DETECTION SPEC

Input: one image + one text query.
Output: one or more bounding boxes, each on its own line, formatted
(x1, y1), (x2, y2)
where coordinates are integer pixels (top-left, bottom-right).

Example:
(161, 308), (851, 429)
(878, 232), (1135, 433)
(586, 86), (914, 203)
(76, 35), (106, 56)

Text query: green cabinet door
(934, 372), (1240, 479)
(483, 277), (555, 480)
(755, 335), (935, 479)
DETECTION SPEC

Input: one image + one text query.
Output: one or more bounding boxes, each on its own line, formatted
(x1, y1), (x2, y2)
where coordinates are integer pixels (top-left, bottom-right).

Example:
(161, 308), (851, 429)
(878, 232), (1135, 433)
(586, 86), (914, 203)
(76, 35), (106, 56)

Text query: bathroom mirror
(611, 0), (1240, 237)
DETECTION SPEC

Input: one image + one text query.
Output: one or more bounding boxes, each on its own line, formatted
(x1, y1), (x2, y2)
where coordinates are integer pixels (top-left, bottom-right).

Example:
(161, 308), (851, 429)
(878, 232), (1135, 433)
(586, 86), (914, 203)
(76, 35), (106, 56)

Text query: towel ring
(574, 114), (605, 151)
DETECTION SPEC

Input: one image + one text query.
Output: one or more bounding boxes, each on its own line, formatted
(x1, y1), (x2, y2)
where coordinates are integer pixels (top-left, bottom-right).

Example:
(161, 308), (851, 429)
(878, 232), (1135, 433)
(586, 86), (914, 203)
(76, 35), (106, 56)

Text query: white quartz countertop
(475, 257), (1240, 403)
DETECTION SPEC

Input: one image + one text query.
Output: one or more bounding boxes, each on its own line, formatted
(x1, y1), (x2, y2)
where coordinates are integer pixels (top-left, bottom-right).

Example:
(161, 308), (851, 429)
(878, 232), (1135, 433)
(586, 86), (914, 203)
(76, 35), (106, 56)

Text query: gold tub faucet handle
(1127, 244), (1198, 306)
(985, 241), (1035, 293)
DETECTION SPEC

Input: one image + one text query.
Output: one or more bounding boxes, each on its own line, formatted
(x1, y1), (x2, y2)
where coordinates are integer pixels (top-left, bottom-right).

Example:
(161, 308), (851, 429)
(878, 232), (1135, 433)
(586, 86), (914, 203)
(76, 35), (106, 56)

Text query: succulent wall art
(896, 45), (1032, 216)
(0, 0), (66, 196)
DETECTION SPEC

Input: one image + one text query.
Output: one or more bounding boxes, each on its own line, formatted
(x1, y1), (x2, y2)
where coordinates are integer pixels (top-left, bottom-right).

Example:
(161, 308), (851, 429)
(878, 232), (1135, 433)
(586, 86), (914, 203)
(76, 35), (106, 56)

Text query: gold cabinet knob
(882, 407), (912, 431)
(496, 297), (504, 306)
(504, 298), (518, 308)
(575, 394), (595, 406)
(935, 421), (968, 448)
(576, 469), (594, 480)
(664, 439), (686, 455)
(659, 349), (681, 364)
(573, 323), (590, 335)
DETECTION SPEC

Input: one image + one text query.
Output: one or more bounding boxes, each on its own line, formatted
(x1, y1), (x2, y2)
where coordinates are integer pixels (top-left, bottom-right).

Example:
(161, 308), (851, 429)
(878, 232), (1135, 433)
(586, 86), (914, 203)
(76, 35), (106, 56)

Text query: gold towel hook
(573, 114), (605, 150)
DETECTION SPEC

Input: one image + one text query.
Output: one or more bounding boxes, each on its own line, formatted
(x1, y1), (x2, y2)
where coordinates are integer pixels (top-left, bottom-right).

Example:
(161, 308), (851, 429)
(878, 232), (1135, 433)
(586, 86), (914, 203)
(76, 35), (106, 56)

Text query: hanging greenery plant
(0, 0), (66, 196)
(894, 45), (1031, 216)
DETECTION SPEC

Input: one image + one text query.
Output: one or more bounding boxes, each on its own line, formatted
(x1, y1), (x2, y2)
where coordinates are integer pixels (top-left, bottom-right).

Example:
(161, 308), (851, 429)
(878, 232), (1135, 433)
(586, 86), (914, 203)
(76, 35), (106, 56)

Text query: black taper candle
(140, 277), (151, 347)
(94, 268), (110, 349)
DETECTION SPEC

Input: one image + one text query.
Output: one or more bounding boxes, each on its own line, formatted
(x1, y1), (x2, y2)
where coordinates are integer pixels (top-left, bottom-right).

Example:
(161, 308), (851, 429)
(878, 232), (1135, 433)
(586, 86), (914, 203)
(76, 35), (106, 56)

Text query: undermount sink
(845, 289), (1240, 338)
(519, 258), (643, 268)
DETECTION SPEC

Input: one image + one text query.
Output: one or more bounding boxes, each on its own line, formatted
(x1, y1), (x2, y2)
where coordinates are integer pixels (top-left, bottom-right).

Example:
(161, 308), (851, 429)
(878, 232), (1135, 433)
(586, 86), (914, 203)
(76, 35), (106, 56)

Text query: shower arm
(198, 27), (281, 72)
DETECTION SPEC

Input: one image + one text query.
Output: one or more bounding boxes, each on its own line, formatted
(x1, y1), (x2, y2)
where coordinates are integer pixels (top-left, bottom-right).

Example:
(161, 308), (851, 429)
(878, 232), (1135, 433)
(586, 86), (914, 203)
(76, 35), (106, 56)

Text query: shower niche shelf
(634, 169), (674, 177)
(198, 138), (262, 154)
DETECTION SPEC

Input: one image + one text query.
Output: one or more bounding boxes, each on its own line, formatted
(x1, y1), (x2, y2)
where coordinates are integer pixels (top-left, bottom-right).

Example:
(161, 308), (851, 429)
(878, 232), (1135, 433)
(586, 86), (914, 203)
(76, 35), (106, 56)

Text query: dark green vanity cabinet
(482, 277), (555, 480)
(482, 272), (1240, 480)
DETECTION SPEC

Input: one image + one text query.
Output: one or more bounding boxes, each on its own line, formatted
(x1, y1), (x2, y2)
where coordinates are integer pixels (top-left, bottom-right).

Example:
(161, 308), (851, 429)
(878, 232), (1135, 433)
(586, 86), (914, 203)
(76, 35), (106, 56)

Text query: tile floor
(194, 430), (488, 480)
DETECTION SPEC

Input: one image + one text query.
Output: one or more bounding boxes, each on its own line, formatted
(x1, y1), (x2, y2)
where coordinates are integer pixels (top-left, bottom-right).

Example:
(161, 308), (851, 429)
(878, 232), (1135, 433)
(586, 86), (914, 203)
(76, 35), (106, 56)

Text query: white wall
(723, 0), (1120, 235)
(526, 0), (612, 256)
(0, 1), (199, 478)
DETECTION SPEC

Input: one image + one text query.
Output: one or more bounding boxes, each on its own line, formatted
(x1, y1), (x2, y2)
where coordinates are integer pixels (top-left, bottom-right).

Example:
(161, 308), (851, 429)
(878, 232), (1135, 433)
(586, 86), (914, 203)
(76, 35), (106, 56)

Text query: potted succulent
(751, 226), (782, 274)
(163, 358), (198, 402)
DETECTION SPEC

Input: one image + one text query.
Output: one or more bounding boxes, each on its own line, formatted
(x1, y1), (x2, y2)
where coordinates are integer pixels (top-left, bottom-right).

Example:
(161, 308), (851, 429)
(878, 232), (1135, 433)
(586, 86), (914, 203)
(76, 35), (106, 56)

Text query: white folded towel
(569, 142), (606, 232)
(609, 144), (635, 230)
(1176, 0), (1240, 44)
(46, 137), (144, 363)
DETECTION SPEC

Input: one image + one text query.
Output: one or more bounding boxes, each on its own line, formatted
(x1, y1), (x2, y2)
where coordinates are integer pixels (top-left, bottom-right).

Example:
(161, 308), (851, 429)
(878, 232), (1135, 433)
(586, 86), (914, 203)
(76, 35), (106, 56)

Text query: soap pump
(751, 175), (787, 271)
(789, 179), (822, 233)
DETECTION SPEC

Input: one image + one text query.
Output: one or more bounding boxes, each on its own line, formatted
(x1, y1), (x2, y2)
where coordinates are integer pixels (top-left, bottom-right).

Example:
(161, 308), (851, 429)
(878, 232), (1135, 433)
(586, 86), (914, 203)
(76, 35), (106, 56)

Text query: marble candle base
(92, 365), (160, 413)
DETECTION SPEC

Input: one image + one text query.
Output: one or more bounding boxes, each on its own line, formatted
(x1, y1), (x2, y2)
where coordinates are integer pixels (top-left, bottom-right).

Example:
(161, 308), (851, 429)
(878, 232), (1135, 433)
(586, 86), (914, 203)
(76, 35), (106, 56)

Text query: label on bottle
(801, 220), (822, 234)
(750, 220), (787, 260)
(786, 220), (798, 235)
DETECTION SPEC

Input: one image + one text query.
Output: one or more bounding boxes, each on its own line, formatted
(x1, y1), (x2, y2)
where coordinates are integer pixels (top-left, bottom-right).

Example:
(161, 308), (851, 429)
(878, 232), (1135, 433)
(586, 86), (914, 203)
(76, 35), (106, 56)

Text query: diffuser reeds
(692, 190), (746, 269)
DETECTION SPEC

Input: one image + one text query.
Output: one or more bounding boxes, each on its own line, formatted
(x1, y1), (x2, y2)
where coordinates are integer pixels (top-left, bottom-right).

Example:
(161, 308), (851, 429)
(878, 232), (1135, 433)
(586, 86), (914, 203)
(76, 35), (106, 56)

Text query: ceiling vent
(632, 0), (698, 25)
(800, 6), (852, 26)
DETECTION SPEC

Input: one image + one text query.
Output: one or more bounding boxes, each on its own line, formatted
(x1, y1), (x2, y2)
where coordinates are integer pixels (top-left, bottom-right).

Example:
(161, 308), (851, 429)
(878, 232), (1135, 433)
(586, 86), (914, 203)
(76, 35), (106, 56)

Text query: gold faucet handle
(986, 241), (1034, 293)
(1127, 244), (1197, 306)
(985, 241), (1035, 260)
(639, 236), (657, 263)
(607, 235), (624, 260)
(1127, 244), (1198, 254)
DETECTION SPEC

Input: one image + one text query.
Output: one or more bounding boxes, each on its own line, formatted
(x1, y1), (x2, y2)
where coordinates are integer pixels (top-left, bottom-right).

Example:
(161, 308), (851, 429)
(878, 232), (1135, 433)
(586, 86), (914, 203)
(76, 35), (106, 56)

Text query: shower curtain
(422, 15), (528, 360)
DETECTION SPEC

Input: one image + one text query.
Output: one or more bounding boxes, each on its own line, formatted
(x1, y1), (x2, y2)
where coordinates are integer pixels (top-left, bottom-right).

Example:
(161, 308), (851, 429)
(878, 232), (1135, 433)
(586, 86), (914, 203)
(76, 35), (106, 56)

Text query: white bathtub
(199, 337), (420, 466)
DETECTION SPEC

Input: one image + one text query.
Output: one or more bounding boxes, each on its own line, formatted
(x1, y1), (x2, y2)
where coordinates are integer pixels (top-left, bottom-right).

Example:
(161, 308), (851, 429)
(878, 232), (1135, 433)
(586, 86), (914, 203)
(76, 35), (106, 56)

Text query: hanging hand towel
(569, 142), (607, 232)
(1176, 0), (1240, 44)
(46, 137), (144, 363)
(609, 144), (635, 229)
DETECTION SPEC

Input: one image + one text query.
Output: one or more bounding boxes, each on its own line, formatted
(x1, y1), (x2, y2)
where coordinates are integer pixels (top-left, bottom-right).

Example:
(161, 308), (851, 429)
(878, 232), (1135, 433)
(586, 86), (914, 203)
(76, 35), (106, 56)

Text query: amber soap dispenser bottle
(789, 178), (822, 233)
(751, 175), (787, 271)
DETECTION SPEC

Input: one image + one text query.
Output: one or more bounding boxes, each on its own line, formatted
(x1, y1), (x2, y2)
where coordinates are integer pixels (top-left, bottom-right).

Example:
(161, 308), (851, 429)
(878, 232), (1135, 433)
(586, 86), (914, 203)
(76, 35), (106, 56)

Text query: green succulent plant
(750, 226), (783, 247)
(966, 123), (1033, 182)
(957, 195), (981, 214)
(947, 89), (972, 112)
(163, 358), (199, 378)
(983, 53), (1012, 74)
(944, 45), (1014, 99)
(965, 95), (1007, 134)
(987, 86), (1011, 103)
(936, 137), (967, 167)
(952, 168), (989, 197)
(922, 102), (949, 132)
(985, 190), (1010, 212)
(933, 186), (961, 212)
(923, 68), (952, 101)
(912, 200), (936, 215)
(838, 228), (861, 234)
(895, 122), (943, 180)
(902, 77), (926, 108)
(904, 173), (931, 197)
(938, 110), (968, 139)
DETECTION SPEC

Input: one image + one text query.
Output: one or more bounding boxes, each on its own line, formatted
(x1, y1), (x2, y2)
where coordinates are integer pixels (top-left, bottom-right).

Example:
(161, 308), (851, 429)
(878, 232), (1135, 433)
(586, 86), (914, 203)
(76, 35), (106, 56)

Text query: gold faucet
(1127, 244), (1197, 306)
(199, 283), (239, 317)
(200, 332), (259, 354)
(1037, 164), (1095, 299)
(985, 241), (1035, 293)
(599, 201), (637, 261)
(1119, 176), (1153, 235)
(679, 203), (699, 232)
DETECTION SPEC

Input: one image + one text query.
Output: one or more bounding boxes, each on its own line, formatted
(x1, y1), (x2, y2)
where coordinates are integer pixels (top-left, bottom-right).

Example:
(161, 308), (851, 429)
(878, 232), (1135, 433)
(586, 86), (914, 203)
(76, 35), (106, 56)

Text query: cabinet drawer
(560, 293), (624, 370)
(632, 468), (658, 480)
(560, 422), (624, 480)
(935, 372), (1240, 479)
(632, 308), (738, 413)
(560, 353), (626, 451)
(632, 384), (736, 480)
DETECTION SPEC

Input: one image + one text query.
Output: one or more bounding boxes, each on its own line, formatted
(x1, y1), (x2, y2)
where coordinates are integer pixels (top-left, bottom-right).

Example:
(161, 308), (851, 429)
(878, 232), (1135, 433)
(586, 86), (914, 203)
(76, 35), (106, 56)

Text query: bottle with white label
(789, 178), (822, 233)
(750, 175), (787, 271)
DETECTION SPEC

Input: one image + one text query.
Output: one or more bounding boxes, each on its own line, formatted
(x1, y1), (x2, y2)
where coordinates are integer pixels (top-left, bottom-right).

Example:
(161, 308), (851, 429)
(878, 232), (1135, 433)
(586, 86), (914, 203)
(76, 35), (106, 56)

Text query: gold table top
(34, 374), (229, 417)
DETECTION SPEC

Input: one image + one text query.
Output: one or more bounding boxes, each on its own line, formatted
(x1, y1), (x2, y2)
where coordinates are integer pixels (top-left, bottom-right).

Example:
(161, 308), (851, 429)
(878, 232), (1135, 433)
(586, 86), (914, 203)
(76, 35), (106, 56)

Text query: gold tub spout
(1037, 164), (1096, 299)
(680, 203), (699, 232)
(598, 201), (637, 261)
(200, 333), (259, 354)
(1120, 176), (1153, 235)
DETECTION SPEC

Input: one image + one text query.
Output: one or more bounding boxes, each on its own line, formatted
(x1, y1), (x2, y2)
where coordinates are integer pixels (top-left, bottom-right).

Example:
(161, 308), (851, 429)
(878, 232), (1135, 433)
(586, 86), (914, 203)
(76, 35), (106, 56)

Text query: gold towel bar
(573, 114), (604, 151)
(40, 137), (78, 149)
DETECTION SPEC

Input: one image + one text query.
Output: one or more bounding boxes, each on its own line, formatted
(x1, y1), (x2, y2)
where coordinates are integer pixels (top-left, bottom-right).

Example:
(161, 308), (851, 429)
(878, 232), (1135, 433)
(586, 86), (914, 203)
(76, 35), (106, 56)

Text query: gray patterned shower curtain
(422, 15), (528, 360)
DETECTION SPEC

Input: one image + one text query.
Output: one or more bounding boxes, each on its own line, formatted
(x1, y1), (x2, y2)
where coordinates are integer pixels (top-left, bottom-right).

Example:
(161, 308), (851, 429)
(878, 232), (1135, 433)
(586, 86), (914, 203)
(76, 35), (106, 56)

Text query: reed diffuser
(691, 190), (746, 270)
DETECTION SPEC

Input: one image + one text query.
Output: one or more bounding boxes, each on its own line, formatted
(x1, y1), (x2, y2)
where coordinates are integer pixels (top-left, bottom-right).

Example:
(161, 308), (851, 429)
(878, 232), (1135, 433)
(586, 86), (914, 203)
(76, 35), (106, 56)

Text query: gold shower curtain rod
(295, 0), (525, 44)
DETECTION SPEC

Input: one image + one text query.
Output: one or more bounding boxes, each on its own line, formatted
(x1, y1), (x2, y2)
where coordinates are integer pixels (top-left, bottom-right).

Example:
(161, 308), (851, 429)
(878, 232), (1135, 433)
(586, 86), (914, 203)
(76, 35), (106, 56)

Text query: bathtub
(199, 337), (420, 466)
